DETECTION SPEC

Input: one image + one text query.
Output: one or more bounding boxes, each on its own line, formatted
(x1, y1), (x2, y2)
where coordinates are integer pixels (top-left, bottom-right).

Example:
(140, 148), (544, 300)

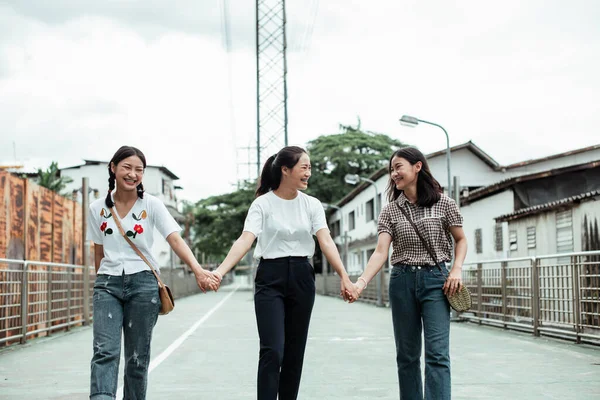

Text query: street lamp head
(322, 202), (339, 211)
(344, 174), (361, 186)
(399, 115), (419, 127)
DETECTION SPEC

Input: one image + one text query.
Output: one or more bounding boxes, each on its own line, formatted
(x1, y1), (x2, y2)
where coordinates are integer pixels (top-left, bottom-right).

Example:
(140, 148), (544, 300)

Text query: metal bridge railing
(317, 251), (600, 345)
(0, 258), (95, 346)
(0, 259), (231, 347)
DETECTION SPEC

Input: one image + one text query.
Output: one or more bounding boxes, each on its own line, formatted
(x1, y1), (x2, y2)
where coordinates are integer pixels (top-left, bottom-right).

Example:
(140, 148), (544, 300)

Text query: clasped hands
(340, 276), (367, 304)
(195, 268), (223, 293)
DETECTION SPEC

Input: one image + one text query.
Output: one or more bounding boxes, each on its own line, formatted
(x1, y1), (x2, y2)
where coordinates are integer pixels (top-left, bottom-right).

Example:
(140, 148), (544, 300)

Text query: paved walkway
(1, 287), (599, 399)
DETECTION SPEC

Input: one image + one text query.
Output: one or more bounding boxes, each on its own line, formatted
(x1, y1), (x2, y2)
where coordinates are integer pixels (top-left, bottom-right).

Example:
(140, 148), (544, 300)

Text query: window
(475, 229), (482, 254)
(494, 223), (503, 252)
(509, 230), (518, 251)
(330, 220), (341, 238)
(365, 199), (375, 222)
(556, 209), (574, 253)
(162, 178), (172, 199)
(349, 211), (356, 230)
(527, 227), (536, 249)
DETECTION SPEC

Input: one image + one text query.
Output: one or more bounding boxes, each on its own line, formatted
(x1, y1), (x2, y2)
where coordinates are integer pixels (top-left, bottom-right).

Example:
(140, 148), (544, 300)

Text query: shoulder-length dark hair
(105, 146), (147, 208)
(255, 146), (306, 197)
(385, 147), (442, 208)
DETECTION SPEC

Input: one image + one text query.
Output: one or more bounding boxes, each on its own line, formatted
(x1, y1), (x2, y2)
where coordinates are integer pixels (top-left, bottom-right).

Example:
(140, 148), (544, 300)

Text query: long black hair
(105, 146), (147, 208)
(385, 147), (442, 208)
(255, 146), (306, 197)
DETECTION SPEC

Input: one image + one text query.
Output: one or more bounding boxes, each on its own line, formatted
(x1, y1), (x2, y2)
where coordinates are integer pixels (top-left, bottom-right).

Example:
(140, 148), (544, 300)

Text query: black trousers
(254, 256), (316, 400)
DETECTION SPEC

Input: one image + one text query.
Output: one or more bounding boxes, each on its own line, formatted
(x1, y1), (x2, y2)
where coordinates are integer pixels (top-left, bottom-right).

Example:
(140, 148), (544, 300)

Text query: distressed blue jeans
(90, 271), (160, 400)
(389, 264), (451, 400)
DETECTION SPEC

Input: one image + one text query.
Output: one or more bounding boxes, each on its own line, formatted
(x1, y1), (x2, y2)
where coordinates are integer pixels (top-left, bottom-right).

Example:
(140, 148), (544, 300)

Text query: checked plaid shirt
(378, 192), (463, 266)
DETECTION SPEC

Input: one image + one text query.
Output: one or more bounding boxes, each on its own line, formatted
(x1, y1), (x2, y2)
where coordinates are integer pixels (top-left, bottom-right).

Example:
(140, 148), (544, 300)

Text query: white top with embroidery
(86, 192), (181, 276)
(243, 191), (328, 260)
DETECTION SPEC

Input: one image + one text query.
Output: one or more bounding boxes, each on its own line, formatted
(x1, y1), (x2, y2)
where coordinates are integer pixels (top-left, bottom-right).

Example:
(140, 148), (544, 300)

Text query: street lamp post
(344, 174), (384, 307)
(322, 203), (348, 298)
(399, 115), (452, 198)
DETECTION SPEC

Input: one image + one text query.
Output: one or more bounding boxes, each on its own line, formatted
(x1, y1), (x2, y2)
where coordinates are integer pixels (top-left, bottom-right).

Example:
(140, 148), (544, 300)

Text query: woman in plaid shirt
(353, 147), (467, 400)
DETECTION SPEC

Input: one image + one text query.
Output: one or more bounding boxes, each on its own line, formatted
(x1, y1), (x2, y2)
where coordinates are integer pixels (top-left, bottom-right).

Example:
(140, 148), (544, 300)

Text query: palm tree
(36, 161), (73, 195)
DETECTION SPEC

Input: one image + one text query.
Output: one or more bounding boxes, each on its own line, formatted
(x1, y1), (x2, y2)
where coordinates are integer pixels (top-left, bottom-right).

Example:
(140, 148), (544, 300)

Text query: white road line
(116, 287), (239, 398)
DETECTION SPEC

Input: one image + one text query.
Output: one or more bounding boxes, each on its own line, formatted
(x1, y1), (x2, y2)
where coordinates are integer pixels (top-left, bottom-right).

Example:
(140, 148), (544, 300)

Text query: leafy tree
(189, 123), (409, 262)
(191, 180), (256, 262)
(36, 161), (73, 195)
(305, 123), (408, 204)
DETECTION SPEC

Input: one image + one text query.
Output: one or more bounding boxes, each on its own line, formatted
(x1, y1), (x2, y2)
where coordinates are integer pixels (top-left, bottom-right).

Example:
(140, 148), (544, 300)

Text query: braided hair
(105, 146), (147, 208)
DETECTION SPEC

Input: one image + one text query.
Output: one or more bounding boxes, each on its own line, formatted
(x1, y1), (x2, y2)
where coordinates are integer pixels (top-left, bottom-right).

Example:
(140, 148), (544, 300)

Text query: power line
(220, 0), (241, 187)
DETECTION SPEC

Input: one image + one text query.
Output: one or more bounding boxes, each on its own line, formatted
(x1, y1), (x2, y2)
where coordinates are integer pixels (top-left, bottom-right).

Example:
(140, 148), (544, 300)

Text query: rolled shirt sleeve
(377, 205), (394, 238)
(151, 199), (182, 239)
(86, 204), (103, 245)
(243, 201), (263, 237)
(310, 198), (328, 235)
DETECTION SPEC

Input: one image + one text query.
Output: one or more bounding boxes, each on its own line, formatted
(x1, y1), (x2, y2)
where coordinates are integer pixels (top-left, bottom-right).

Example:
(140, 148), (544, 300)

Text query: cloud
(1, 0), (599, 201)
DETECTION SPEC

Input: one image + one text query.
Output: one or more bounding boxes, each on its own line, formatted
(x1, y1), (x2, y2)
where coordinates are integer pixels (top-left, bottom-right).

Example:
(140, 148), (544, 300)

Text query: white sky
(1, 0), (599, 201)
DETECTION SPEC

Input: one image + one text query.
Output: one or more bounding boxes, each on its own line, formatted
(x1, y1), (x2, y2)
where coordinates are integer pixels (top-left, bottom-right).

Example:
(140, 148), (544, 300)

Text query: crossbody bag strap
(110, 207), (165, 288)
(398, 204), (447, 277)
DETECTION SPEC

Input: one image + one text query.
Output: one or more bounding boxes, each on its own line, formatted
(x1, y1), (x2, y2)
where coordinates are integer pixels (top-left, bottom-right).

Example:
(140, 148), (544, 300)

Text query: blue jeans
(90, 271), (160, 400)
(389, 264), (451, 400)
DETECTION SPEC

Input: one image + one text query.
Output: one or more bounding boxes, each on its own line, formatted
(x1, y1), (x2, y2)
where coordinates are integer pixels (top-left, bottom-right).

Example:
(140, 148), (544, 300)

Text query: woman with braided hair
(86, 145), (220, 399)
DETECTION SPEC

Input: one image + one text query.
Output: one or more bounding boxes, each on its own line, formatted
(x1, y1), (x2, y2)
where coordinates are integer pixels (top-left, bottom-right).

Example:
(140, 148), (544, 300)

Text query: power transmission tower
(256, 0), (288, 177)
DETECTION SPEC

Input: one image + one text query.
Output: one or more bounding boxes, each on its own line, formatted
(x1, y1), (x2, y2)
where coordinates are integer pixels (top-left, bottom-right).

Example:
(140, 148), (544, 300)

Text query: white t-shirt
(86, 192), (181, 276)
(243, 191), (328, 260)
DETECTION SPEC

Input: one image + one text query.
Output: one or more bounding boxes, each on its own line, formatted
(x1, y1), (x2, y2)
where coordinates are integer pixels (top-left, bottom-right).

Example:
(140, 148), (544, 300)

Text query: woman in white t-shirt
(213, 145), (357, 400)
(86, 146), (219, 400)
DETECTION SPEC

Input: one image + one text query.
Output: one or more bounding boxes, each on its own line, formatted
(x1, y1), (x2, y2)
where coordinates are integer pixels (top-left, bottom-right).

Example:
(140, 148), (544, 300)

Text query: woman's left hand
(443, 268), (463, 297)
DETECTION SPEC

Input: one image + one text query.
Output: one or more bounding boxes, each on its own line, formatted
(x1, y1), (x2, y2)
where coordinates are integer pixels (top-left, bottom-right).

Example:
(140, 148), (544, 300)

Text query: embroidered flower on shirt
(126, 224), (144, 239)
(100, 208), (113, 219)
(100, 221), (113, 236)
(132, 210), (148, 221)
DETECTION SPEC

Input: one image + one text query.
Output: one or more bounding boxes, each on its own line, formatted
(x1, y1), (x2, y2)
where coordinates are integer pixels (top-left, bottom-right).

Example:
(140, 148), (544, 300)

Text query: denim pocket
(390, 267), (405, 279)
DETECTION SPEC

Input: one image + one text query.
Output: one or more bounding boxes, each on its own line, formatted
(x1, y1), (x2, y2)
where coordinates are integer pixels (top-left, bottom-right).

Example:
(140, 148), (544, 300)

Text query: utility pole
(256, 0), (288, 176)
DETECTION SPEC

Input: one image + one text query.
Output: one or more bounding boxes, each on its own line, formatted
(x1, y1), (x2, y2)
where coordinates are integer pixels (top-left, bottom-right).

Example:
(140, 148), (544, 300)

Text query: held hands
(340, 276), (359, 303)
(443, 268), (463, 297)
(195, 268), (222, 293)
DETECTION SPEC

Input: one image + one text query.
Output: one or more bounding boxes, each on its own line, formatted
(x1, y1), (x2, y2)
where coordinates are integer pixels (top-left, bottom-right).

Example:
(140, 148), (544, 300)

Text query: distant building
(325, 142), (600, 273)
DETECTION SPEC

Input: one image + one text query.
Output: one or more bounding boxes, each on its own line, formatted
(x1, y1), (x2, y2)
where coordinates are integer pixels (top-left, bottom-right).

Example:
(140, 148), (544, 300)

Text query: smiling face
(111, 155), (145, 193)
(282, 153), (311, 191)
(390, 156), (421, 191)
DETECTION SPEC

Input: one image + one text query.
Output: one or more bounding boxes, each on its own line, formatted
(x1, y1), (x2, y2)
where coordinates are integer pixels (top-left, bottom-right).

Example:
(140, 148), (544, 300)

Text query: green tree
(191, 180), (256, 262)
(305, 124), (408, 204)
(189, 124), (408, 261)
(36, 161), (73, 195)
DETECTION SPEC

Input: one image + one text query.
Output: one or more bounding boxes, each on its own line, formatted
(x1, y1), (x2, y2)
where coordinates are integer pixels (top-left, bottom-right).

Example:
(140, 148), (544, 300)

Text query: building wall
(461, 189), (515, 262)
(427, 148), (502, 189)
(504, 198), (600, 258)
(505, 148), (600, 177)
(505, 212), (558, 258)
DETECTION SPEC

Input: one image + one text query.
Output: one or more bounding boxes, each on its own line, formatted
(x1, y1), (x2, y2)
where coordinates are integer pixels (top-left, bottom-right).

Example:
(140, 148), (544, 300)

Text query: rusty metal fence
(317, 250), (600, 345)
(0, 258), (95, 346)
(0, 258), (232, 347)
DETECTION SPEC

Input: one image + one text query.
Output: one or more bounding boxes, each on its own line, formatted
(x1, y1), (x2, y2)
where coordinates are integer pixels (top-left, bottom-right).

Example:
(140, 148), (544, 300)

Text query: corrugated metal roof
(504, 144), (600, 170)
(495, 191), (600, 222)
(462, 160), (600, 206)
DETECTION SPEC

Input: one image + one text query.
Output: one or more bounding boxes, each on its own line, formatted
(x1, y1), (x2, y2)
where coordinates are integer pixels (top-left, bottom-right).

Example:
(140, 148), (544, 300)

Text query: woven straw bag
(398, 205), (472, 312)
